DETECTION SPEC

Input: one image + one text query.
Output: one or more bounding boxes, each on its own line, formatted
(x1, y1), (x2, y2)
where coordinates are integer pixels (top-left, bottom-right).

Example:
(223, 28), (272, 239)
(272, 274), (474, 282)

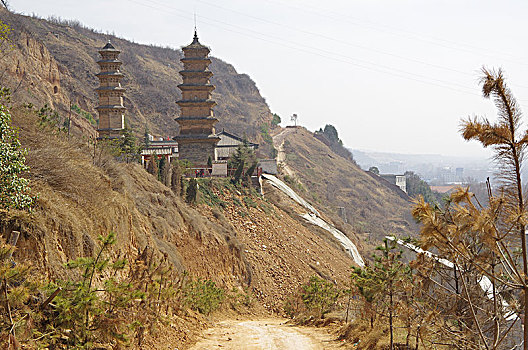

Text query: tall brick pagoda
(95, 41), (125, 139)
(175, 30), (220, 165)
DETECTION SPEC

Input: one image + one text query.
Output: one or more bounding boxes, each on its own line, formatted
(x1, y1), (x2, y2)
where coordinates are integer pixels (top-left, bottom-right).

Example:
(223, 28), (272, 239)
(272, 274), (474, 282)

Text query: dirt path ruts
(187, 318), (345, 350)
(272, 128), (296, 177)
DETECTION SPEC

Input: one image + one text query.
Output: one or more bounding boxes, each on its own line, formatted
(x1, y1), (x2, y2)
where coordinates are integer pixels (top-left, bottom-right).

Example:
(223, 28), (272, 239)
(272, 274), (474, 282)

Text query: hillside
(0, 8), (420, 258)
(0, 8), (273, 154)
(274, 127), (418, 250)
(2, 106), (356, 346)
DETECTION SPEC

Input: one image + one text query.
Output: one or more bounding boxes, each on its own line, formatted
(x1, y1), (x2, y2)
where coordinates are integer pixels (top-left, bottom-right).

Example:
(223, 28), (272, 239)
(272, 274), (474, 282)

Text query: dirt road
(188, 318), (345, 350)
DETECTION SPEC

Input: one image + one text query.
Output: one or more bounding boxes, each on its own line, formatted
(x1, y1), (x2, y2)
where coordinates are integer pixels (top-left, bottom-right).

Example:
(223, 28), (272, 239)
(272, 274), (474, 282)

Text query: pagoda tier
(175, 30), (220, 165)
(96, 42), (125, 139)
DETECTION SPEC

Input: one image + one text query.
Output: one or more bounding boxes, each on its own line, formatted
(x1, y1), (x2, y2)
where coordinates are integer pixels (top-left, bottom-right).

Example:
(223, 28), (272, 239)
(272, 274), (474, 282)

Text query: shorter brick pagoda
(95, 41), (125, 139)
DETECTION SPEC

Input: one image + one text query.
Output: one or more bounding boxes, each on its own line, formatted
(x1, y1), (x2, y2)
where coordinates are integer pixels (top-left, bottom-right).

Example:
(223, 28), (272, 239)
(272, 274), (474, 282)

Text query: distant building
(430, 185), (457, 194)
(140, 136), (178, 166)
(380, 174), (407, 193)
(258, 159), (278, 175)
(215, 130), (258, 160)
(174, 30), (220, 165)
(95, 41), (125, 139)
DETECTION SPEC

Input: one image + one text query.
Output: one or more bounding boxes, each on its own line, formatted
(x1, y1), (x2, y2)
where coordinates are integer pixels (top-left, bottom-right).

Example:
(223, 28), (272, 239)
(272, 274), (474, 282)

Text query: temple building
(175, 30), (220, 165)
(95, 41), (125, 139)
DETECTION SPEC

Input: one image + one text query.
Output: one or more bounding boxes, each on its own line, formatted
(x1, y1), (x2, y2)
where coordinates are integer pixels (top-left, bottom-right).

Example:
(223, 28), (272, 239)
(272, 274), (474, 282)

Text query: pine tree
(232, 159), (244, 185)
(186, 178), (198, 204)
(171, 164), (182, 195)
(412, 68), (528, 349)
(147, 155), (158, 178)
(120, 123), (138, 163)
(300, 276), (339, 319)
(143, 124), (150, 150)
(351, 238), (407, 348)
(228, 140), (256, 174)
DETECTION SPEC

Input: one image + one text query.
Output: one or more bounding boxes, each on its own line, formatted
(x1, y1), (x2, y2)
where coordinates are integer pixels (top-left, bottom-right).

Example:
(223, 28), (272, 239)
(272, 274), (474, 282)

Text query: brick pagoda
(175, 30), (220, 165)
(95, 41), (125, 139)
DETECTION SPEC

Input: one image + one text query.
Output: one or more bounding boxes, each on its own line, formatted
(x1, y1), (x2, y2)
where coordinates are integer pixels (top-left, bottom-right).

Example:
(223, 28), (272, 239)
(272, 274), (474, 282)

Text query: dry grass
(280, 127), (418, 253)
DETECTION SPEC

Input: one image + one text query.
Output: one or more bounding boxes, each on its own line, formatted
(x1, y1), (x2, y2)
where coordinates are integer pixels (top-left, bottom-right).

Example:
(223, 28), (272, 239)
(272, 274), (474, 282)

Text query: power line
(128, 0), (483, 96)
(261, 0), (528, 67)
(125, 0), (528, 105)
(197, 0), (476, 78)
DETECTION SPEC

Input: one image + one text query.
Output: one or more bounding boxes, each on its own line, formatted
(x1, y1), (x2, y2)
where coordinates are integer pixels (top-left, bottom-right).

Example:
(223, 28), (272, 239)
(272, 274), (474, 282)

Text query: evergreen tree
(232, 159), (244, 185)
(323, 124), (341, 144)
(229, 141), (256, 185)
(300, 276), (339, 319)
(271, 113), (281, 127)
(120, 123), (138, 163)
(143, 124), (150, 150)
(158, 157), (167, 184)
(243, 161), (258, 187)
(147, 155), (158, 178)
(171, 164), (182, 196)
(207, 155), (213, 169)
(228, 141), (256, 171)
(186, 178), (198, 204)
(351, 238), (407, 346)
(405, 171), (440, 204)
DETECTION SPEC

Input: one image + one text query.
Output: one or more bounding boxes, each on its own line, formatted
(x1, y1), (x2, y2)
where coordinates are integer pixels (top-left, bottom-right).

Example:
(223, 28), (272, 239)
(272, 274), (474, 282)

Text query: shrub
(0, 103), (34, 210)
(243, 196), (257, 208)
(301, 276), (339, 318)
(183, 279), (224, 315)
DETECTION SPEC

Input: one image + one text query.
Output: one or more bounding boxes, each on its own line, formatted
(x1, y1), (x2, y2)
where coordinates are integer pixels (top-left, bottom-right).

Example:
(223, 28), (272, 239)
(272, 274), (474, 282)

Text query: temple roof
(182, 30), (209, 50)
(101, 41), (118, 51)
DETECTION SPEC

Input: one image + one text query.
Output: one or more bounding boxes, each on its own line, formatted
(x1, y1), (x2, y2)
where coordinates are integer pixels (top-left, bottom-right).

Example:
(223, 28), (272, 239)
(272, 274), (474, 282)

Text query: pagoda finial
(193, 12), (198, 41)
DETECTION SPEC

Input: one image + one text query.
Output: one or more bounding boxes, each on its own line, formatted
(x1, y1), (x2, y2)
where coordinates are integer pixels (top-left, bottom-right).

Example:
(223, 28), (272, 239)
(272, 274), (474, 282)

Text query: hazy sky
(10, 0), (528, 157)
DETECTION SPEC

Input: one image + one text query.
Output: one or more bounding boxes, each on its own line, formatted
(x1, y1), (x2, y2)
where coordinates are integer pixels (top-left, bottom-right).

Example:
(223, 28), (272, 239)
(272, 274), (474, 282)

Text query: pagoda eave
(176, 100), (216, 108)
(175, 116), (219, 121)
(95, 86), (126, 91)
(96, 71), (124, 77)
(181, 57), (211, 63)
(179, 70), (213, 77)
(177, 84), (215, 91)
(95, 105), (127, 110)
(97, 59), (122, 64)
(98, 49), (120, 55)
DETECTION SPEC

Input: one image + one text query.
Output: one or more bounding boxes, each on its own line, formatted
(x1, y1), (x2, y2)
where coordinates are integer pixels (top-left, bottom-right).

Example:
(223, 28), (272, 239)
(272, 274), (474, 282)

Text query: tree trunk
(389, 283), (394, 350)
(415, 326), (420, 350)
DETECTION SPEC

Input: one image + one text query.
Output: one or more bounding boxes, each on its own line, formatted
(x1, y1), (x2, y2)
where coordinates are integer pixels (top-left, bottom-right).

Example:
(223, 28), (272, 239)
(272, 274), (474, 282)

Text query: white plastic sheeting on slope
(303, 213), (365, 267)
(261, 173), (364, 267)
(261, 174), (320, 216)
(386, 236), (518, 322)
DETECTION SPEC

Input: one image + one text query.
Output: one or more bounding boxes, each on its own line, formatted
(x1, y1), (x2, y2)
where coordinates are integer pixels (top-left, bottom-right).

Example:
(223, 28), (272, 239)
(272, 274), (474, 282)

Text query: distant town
(351, 148), (495, 195)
